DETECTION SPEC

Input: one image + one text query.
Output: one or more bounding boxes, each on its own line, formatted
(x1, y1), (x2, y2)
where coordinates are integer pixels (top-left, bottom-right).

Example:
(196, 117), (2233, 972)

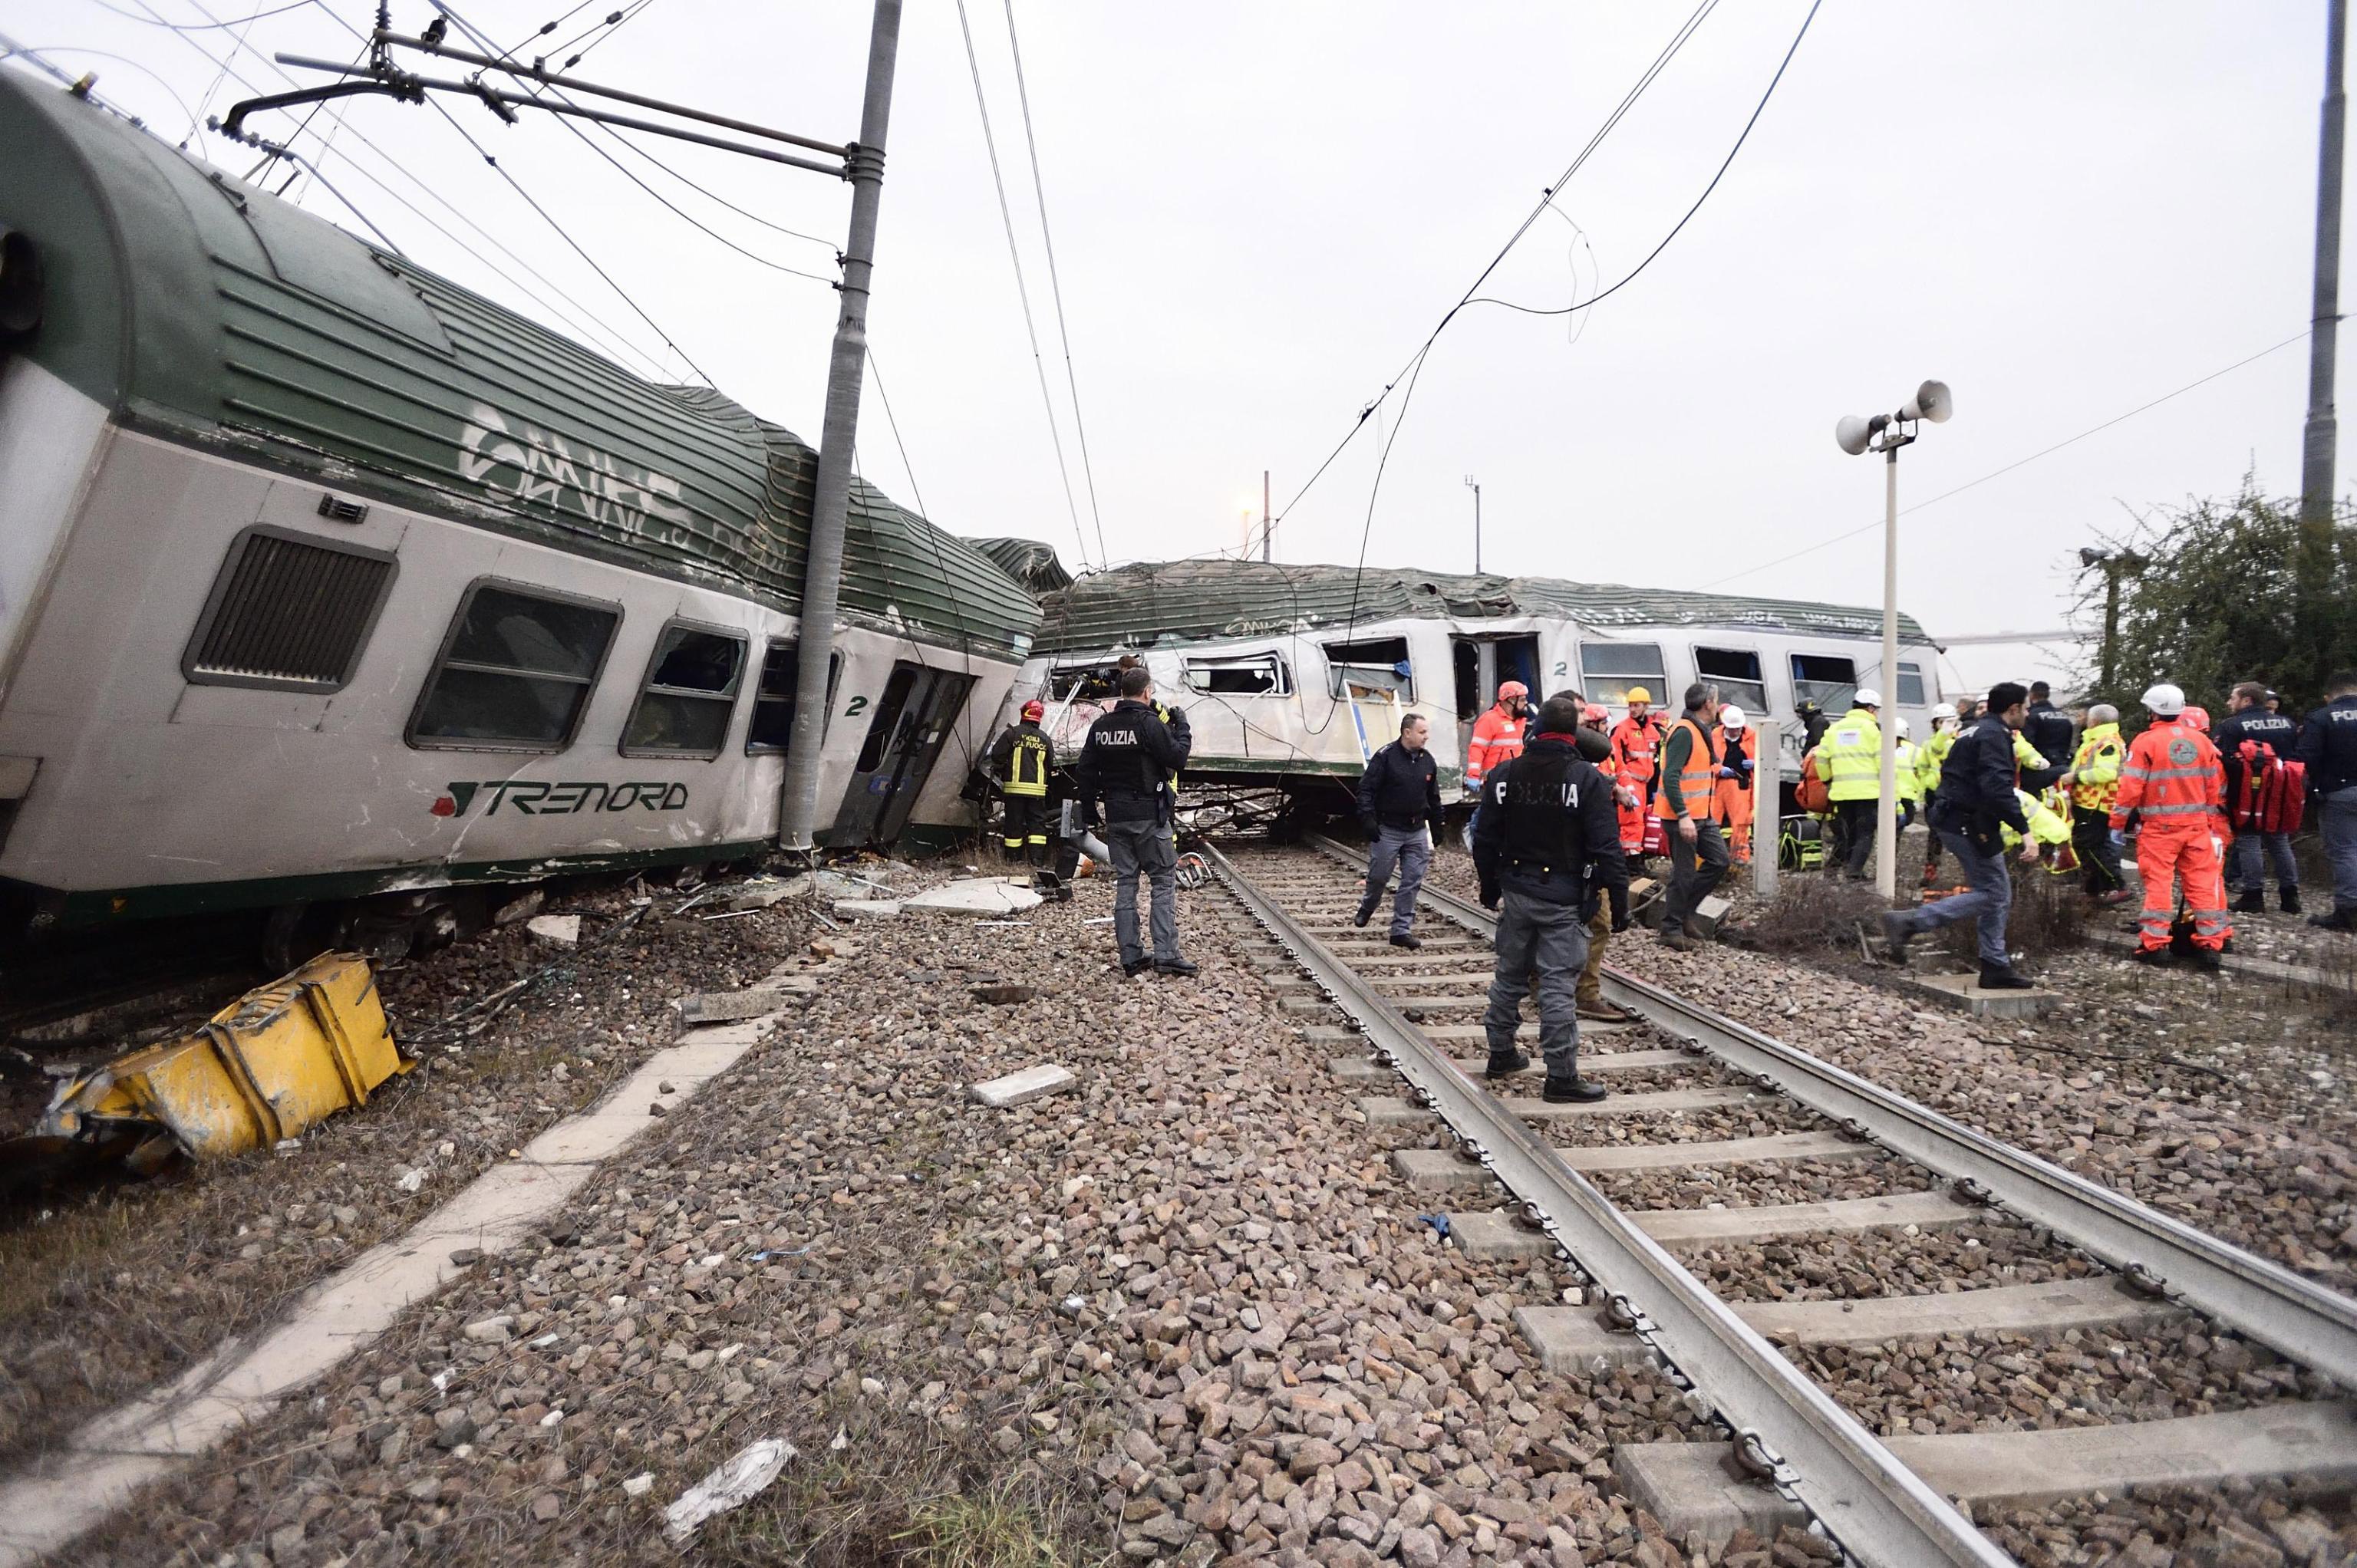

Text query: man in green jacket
(1815, 690), (1885, 881)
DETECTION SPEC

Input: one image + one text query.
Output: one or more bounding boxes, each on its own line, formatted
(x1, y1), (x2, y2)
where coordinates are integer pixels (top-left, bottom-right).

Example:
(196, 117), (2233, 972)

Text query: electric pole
(1261, 469), (1271, 562)
(779, 0), (904, 853)
(2302, 0), (2346, 541)
(1464, 475), (1481, 574)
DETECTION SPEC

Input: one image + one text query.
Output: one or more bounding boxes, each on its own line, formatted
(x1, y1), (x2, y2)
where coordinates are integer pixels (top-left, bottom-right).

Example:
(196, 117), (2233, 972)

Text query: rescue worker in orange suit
(1713, 705), (1758, 864)
(1608, 687), (1666, 857)
(988, 700), (1056, 868)
(1462, 680), (1529, 842)
(2110, 682), (2230, 971)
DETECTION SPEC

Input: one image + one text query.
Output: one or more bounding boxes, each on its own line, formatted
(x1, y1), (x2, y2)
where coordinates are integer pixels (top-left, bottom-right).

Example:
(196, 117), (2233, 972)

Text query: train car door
(826, 662), (977, 846)
(1450, 634), (1540, 757)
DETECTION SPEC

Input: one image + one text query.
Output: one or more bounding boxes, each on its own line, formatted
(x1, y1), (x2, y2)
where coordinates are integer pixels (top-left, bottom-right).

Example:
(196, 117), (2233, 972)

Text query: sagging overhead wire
(87, 0), (312, 31)
(1002, 0), (1109, 569)
(954, 0), (1092, 568)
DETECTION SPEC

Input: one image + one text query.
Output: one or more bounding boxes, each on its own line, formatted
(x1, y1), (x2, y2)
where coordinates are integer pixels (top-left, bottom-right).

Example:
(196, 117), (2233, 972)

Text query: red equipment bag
(2230, 741), (2308, 834)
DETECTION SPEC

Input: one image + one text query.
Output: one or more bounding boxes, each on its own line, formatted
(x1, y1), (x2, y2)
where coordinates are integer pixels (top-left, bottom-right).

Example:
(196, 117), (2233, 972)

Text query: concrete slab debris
(970, 1063), (1077, 1108)
(1685, 895), (1733, 938)
(678, 988), (798, 1025)
(903, 878), (1044, 916)
(1907, 970), (2060, 1019)
(525, 914), (580, 947)
(831, 899), (902, 921)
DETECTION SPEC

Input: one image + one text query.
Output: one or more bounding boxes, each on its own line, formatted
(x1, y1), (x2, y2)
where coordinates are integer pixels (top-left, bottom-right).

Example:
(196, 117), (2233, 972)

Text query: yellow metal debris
(37, 952), (408, 1160)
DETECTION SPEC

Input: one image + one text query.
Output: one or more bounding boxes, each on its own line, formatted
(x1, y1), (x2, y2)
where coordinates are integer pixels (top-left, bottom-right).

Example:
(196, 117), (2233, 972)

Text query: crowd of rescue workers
(978, 660), (2357, 1105)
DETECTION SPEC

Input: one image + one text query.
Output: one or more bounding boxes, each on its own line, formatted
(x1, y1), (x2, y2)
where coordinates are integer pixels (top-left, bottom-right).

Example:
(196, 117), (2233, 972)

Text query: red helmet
(1498, 680), (1529, 701)
(1581, 703), (1608, 726)
(1020, 699), (1046, 722)
(2180, 704), (2210, 733)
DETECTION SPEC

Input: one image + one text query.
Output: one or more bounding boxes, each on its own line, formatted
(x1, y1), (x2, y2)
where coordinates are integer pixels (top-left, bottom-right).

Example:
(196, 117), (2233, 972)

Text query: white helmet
(1930, 701), (1956, 721)
(1896, 716), (1910, 737)
(1719, 704), (1748, 730)
(1854, 688), (1882, 708)
(2142, 682), (2186, 716)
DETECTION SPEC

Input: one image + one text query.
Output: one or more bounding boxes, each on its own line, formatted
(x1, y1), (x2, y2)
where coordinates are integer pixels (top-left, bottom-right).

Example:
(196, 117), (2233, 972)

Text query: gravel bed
(0, 871), (814, 1473)
(1979, 1481), (2357, 1567)
(1682, 1220), (2098, 1304)
(1590, 1157), (1935, 1212)
(1790, 1322), (2342, 1437)
(1546, 1095), (1828, 1148)
(82, 871), (1742, 1567)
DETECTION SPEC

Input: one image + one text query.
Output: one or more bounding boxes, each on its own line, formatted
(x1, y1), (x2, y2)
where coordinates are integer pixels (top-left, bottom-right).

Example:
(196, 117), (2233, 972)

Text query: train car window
(407, 581), (621, 753)
(1452, 642), (1480, 718)
(1790, 653), (1858, 711)
(1184, 653), (1291, 696)
(182, 526), (398, 693)
(1048, 664), (1120, 701)
(1693, 646), (1769, 714)
(746, 641), (844, 753)
(621, 622), (748, 759)
(1577, 641), (1665, 706)
(1896, 662), (1927, 707)
(1324, 637), (1413, 700)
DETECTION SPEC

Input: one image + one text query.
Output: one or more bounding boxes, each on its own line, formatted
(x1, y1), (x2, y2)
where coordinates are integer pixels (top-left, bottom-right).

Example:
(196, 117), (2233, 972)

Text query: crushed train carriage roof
(0, 71), (1039, 659)
(1023, 556), (1933, 654)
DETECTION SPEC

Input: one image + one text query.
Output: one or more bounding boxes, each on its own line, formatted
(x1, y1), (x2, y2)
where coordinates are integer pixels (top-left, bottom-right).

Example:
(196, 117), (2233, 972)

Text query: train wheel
(261, 901), (350, 973)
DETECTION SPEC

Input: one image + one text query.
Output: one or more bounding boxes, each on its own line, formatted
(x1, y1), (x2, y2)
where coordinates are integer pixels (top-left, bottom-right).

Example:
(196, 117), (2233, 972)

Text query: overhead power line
(88, 0), (312, 31)
(954, 0), (1090, 568)
(1696, 328), (2320, 591)
(1001, 0), (1109, 568)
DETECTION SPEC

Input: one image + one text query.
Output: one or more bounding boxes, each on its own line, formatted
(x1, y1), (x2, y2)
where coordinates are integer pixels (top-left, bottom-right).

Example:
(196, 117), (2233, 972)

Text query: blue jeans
(1485, 890), (1588, 1078)
(1103, 819), (1180, 964)
(1360, 825), (1432, 937)
(2326, 786), (2357, 911)
(1901, 828), (2012, 966)
(2227, 829), (2298, 892)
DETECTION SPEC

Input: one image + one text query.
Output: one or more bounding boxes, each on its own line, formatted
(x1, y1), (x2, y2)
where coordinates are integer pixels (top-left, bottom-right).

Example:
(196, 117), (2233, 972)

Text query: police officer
(1472, 693), (1626, 1102)
(1075, 667), (1197, 976)
(988, 700), (1056, 868)
(2216, 680), (2304, 914)
(2296, 668), (2357, 931)
(1882, 682), (2037, 990)
(1354, 713), (1443, 949)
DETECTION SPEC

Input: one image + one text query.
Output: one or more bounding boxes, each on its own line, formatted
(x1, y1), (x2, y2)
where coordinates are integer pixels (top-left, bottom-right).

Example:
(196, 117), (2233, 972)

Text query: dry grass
(1739, 864), (2088, 973)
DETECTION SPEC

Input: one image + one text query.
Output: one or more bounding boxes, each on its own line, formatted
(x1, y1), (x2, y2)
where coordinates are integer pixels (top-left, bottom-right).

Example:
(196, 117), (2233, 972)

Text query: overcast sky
(13, 1), (2343, 697)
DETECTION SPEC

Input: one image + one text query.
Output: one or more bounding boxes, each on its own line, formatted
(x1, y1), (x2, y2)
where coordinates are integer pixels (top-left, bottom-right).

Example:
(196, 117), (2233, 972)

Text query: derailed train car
(997, 553), (1940, 819)
(0, 71), (1036, 950)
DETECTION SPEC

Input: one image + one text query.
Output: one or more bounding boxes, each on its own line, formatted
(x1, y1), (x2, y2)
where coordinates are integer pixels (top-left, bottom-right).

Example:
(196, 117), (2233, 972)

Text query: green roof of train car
(0, 70), (1038, 658)
(1026, 556), (1933, 654)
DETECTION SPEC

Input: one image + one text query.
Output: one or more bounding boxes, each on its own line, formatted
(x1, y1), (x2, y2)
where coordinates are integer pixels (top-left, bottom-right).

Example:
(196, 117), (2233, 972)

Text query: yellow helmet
(1625, 686), (1651, 703)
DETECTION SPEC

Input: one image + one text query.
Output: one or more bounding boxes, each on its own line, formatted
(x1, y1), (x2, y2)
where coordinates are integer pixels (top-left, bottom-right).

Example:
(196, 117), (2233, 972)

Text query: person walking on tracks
(1354, 713), (1444, 949)
(1075, 667), (1197, 977)
(1472, 694), (1626, 1101)
(2111, 682), (2230, 970)
(2062, 703), (2130, 904)
(988, 700), (1056, 869)
(1880, 681), (2037, 990)
(1654, 684), (1729, 951)
(2296, 670), (2357, 931)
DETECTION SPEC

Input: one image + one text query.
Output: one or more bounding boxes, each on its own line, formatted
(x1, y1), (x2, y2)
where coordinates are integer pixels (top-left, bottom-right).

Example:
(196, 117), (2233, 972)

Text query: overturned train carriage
(0, 70), (1037, 939)
(1005, 555), (1939, 816)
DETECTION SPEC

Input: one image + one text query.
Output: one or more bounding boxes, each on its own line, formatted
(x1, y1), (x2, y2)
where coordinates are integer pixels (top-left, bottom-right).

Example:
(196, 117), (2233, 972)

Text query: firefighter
(1472, 693), (1626, 1101)
(1881, 681), (2037, 990)
(2062, 703), (2129, 903)
(1795, 699), (1831, 752)
(1075, 667), (1196, 977)
(988, 700), (1056, 868)
(2216, 680), (2303, 914)
(1814, 689), (1885, 881)
(2296, 669), (2357, 931)
(1607, 688), (1666, 854)
(2110, 682), (2230, 970)
(1463, 680), (1528, 842)
(1713, 705), (1757, 865)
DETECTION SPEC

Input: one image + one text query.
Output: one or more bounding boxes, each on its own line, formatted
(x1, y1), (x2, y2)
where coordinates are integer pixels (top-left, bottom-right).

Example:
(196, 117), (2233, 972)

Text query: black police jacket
(1356, 740), (1442, 835)
(2022, 701), (2076, 783)
(2296, 695), (2357, 794)
(1930, 716), (2029, 849)
(1075, 699), (1192, 824)
(2214, 706), (2302, 796)
(1471, 735), (1626, 914)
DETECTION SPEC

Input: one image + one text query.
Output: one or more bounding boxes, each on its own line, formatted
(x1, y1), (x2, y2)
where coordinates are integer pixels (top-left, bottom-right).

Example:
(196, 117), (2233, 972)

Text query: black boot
(2187, 947), (2223, 973)
(2131, 947), (2173, 967)
(2230, 888), (2264, 914)
(1351, 905), (1373, 929)
(1542, 1075), (1608, 1104)
(1389, 931), (1422, 950)
(1878, 910), (1913, 965)
(2281, 887), (2303, 915)
(2311, 905), (2357, 931)
(1977, 962), (2035, 990)
(1485, 1046), (1531, 1079)
(1154, 956), (1199, 977)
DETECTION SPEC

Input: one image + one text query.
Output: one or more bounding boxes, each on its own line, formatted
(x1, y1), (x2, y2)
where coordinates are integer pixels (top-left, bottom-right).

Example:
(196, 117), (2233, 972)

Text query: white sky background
(12, 1), (2341, 700)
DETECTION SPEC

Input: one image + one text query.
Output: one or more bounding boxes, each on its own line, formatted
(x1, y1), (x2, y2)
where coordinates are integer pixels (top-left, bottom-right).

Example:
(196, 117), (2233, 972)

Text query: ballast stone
(903, 878), (1043, 916)
(971, 1063), (1077, 1108)
(525, 914), (580, 947)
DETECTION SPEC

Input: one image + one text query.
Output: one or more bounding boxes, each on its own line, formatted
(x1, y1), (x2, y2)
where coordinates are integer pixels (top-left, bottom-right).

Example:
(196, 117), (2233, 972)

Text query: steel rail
(1305, 835), (2357, 1389)
(1204, 842), (2015, 1568)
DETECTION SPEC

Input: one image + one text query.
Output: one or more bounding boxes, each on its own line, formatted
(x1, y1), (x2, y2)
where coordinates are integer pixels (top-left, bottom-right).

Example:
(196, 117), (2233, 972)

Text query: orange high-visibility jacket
(1609, 713), (1665, 789)
(1652, 717), (1720, 819)
(1464, 704), (1525, 786)
(1713, 725), (1758, 826)
(2108, 718), (2225, 832)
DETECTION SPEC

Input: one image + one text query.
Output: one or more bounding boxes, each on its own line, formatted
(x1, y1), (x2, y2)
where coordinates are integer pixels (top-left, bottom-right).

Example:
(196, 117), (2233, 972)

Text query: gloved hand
(1360, 814), (1381, 842)
(1478, 882), (1501, 911)
(1612, 913), (1632, 934)
(2108, 828), (2126, 849)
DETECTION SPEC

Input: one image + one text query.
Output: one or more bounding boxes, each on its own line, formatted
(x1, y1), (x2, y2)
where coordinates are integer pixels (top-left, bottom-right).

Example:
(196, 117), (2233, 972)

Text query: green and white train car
(0, 70), (1036, 941)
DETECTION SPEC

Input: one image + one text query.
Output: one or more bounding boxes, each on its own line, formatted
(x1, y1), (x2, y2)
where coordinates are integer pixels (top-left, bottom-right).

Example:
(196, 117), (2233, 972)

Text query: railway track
(1204, 838), (2357, 1567)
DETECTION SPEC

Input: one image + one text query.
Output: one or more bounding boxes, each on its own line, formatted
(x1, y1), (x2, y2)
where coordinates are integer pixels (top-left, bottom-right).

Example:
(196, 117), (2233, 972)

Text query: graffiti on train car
(430, 780), (691, 818)
(457, 402), (695, 535)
